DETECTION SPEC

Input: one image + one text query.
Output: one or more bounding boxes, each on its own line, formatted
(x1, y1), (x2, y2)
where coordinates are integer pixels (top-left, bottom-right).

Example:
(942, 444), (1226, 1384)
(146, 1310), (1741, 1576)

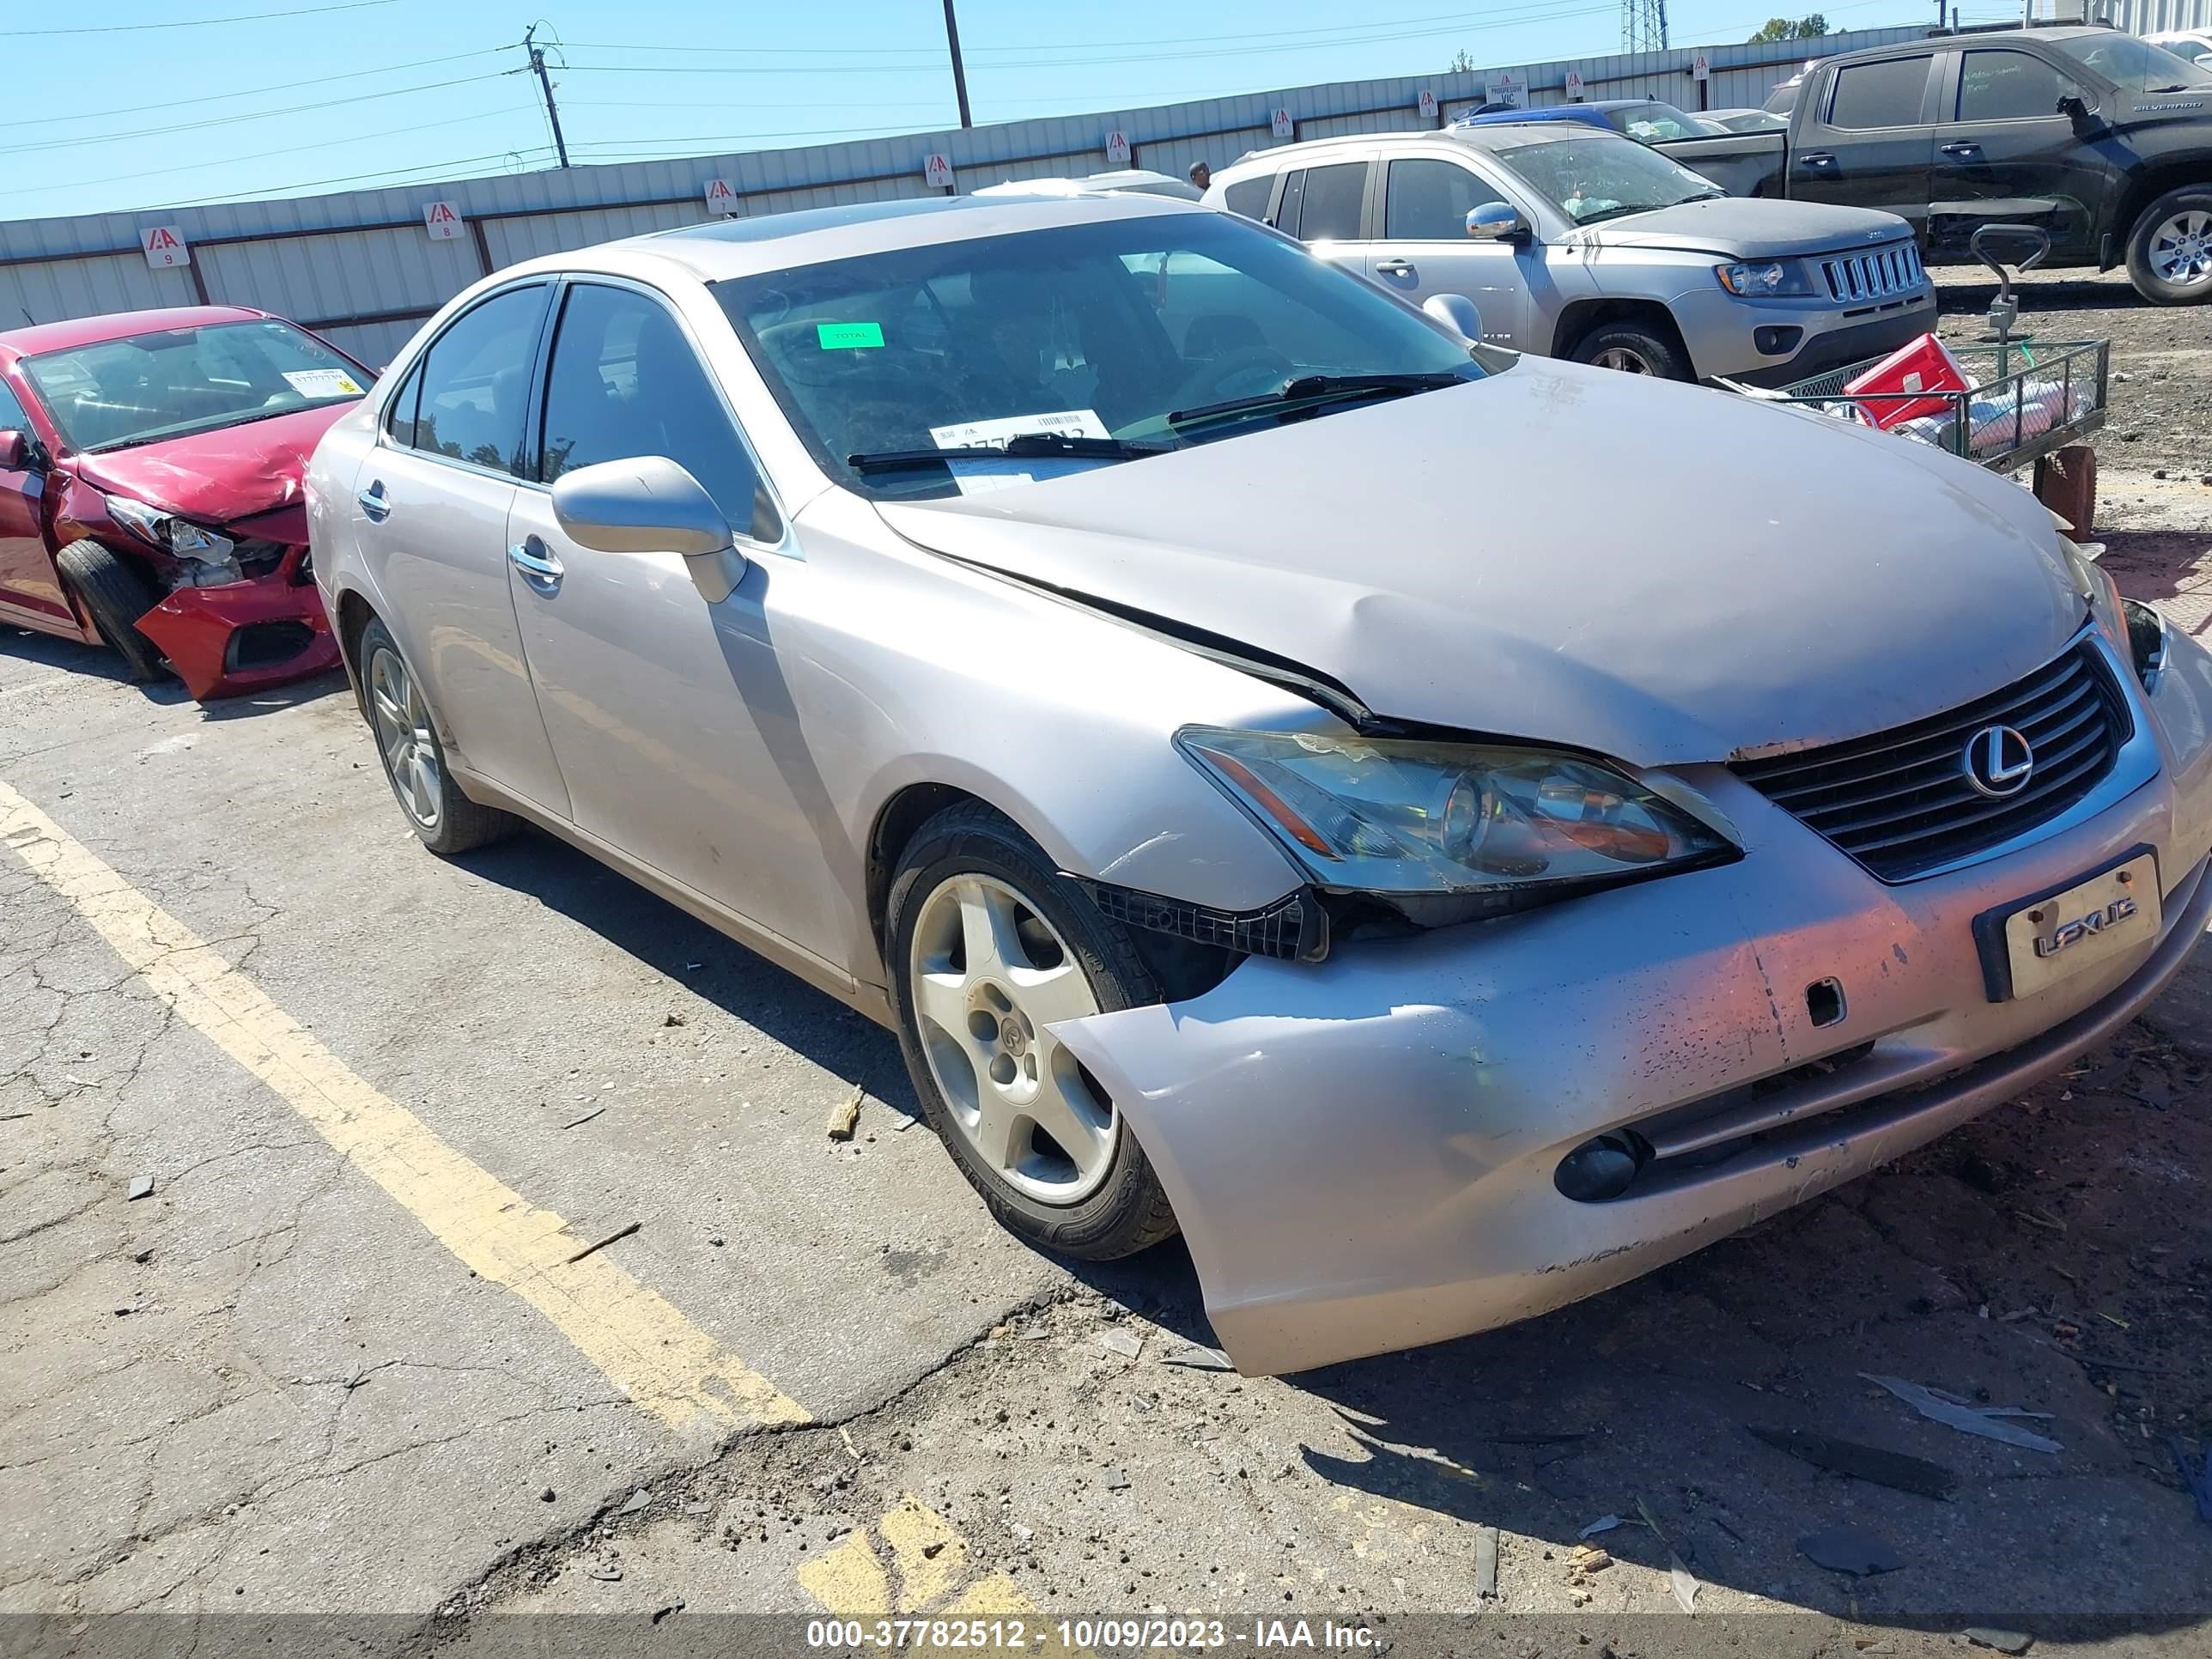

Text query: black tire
(885, 800), (1180, 1261)
(1568, 319), (1692, 380)
(54, 538), (166, 684)
(2124, 186), (2212, 306)
(357, 617), (518, 856)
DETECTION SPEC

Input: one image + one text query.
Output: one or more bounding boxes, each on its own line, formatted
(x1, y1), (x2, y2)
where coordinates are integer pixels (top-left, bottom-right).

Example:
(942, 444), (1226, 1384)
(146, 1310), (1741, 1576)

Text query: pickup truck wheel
(55, 538), (166, 684)
(1569, 322), (1691, 380)
(2125, 187), (2212, 304)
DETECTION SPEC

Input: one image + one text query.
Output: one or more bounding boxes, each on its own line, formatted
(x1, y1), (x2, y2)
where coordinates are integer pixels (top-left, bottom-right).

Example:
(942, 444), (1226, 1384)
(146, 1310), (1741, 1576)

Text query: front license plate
(1989, 852), (2160, 1001)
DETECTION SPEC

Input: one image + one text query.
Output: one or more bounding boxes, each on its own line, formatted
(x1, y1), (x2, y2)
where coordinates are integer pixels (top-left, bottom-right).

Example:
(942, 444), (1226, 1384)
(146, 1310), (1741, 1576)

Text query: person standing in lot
(1188, 161), (1211, 191)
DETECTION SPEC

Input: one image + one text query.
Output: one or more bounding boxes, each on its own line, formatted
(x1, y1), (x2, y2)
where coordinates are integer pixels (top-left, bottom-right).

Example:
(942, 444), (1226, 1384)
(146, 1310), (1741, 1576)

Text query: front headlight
(1715, 259), (1816, 297)
(104, 494), (240, 583)
(1176, 727), (1737, 910)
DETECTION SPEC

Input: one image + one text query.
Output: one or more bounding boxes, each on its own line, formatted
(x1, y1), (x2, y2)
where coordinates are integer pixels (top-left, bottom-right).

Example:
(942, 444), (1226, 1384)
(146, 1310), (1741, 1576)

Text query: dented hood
(875, 362), (2084, 766)
(69, 403), (355, 527)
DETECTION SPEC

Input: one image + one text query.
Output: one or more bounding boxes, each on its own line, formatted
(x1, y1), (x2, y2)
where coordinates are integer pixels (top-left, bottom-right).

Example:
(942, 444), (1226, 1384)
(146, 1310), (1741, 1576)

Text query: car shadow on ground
(1, 629), (348, 718)
(452, 817), (2209, 1635)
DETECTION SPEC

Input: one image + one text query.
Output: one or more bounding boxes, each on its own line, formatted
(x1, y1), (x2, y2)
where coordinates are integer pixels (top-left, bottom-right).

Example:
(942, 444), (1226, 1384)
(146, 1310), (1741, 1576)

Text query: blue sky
(7, 0), (1980, 221)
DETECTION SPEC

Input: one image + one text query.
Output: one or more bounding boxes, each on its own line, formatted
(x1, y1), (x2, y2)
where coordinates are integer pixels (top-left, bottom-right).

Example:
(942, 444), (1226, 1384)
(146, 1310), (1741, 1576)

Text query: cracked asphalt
(5, 479), (2212, 1656)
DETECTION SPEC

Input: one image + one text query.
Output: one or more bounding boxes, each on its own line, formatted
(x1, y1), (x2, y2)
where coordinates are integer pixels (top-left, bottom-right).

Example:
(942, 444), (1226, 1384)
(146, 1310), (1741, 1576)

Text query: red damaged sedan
(0, 306), (373, 698)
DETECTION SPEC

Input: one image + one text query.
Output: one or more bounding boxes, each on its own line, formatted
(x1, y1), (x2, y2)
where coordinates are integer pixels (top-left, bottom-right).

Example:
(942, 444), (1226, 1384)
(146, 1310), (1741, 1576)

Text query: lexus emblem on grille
(1963, 725), (2035, 798)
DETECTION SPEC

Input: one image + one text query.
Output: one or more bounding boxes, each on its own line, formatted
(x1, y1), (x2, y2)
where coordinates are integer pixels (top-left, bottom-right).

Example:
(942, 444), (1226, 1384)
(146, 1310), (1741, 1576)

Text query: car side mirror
(1466, 202), (1529, 242)
(0, 428), (28, 471)
(2057, 93), (2094, 134)
(1422, 293), (1485, 345)
(550, 455), (747, 604)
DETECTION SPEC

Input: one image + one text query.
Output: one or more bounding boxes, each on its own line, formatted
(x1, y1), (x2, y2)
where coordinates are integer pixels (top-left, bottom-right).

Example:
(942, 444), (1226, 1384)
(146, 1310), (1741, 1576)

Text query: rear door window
(1296, 161), (1370, 240)
(1220, 174), (1273, 220)
(410, 284), (550, 476)
(1826, 56), (1935, 128)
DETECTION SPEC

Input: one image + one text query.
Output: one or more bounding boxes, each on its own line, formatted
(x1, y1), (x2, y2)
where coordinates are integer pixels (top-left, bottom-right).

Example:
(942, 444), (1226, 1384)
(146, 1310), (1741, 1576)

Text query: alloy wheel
(2148, 210), (2212, 289)
(368, 645), (442, 831)
(908, 872), (1116, 1205)
(1592, 346), (1656, 374)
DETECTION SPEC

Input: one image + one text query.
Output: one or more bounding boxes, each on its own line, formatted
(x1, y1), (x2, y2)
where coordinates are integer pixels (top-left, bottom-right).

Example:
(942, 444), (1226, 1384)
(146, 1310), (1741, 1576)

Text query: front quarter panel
(781, 487), (1315, 985)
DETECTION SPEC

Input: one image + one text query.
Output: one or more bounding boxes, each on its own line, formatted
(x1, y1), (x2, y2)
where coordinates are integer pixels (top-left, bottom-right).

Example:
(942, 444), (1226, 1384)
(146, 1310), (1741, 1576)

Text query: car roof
(609, 191), (1207, 283)
(0, 305), (270, 361)
(1227, 120), (1611, 171)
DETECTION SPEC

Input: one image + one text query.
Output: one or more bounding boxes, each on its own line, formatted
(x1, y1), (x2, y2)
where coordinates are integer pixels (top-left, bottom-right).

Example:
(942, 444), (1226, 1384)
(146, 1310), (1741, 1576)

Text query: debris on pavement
(1578, 1515), (1622, 1538)
(558, 1104), (606, 1130)
(1474, 1525), (1498, 1598)
(1098, 1328), (1143, 1359)
(1668, 1553), (1700, 1613)
(1965, 1628), (2033, 1655)
(563, 1220), (642, 1265)
(1797, 1525), (1908, 1577)
(1158, 1342), (1234, 1371)
(2169, 1437), (2212, 1522)
(1747, 1425), (1959, 1499)
(620, 1489), (652, 1516)
(586, 1558), (623, 1582)
(661, 1012), (685, 1027)
(651, 1599), (684, 1625)
(539, 1487), (556, 1503)
(125, 1176), (153, 1200)
(1860, 1374), (2063, 1454)
(1102, 1467), (1130, 1492)
(828, 1086), (863, 1141)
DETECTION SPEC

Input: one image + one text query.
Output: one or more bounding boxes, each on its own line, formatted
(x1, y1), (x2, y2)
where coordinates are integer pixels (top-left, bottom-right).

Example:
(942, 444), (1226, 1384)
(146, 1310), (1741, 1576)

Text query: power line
(0, 72), (517, 157)
(16, 0), (398, 36)
(0, 48), (507, 136)
(145, 149), (557, 212)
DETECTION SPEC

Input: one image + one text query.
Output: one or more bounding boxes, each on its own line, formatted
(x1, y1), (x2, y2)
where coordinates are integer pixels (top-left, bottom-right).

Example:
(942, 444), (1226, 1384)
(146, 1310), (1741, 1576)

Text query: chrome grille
(1732, 640), (2130, 881)
(1816, 240), (1924, 305)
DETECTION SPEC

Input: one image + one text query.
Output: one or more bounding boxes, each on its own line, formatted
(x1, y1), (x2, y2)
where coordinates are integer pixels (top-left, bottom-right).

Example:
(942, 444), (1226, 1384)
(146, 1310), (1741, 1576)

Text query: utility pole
(525, 23), (570, 168)
(941, 0), (973, 129)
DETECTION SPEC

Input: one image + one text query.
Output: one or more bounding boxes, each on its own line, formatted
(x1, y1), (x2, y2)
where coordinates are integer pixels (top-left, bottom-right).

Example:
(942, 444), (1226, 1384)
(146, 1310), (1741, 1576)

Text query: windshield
(714, 212), (1500, 501)
(23, 319), (369, 453)
(2050, 32), (2212, 94)
(1490, 135), (1722, 225)
(1604, 102), (1717, 142)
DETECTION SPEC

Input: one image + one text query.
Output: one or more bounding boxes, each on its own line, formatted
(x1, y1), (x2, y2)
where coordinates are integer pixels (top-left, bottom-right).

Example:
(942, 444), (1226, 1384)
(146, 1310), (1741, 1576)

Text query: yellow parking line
(802, 1494), (1075, 1640)
(0, 777), (808, 1437)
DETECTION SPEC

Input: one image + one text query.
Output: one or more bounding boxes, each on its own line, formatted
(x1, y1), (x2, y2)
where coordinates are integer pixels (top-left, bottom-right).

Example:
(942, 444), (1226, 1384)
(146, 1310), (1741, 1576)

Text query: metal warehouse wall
(0, 26), (1926, 370)
(2094, 0), (2212, 32)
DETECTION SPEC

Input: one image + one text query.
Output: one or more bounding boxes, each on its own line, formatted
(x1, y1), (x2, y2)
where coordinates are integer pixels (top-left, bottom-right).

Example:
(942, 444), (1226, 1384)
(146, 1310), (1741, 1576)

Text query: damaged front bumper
(1053, 628), (2212, 1376)
(134, 543), (340, 700)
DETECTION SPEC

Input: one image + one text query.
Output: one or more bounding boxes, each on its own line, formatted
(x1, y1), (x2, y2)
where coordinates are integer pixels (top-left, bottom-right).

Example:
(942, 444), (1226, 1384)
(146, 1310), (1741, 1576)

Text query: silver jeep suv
(1207, 121), (1933, 383)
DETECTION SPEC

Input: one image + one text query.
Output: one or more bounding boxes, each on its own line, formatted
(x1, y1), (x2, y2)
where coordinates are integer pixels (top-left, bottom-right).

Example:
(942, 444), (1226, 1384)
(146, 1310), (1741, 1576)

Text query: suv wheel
(55, 539), (166, 684)
(2125, 186), (2212, 305)
(1569, 321), (1691, 380)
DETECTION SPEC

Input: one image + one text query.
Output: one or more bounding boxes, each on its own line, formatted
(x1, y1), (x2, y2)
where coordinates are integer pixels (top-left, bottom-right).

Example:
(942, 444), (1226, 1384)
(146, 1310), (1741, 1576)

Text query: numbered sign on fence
(422, 201), (464, 241)
(139, 226), (190, 268)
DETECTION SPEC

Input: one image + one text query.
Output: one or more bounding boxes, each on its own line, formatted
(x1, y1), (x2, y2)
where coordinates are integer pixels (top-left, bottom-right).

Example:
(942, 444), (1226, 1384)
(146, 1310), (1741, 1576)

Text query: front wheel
(1568, 320), (1692, 380)
(358, 617), (517, 856)
(2124, 187), (2212, 305)
(55, 539), (166, 684)
(885, 802), (1179, 1261)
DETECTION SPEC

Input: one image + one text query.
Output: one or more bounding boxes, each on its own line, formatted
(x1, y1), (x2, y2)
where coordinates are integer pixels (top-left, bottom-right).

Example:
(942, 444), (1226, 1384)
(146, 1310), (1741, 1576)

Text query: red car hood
(70, 403), (356, 529)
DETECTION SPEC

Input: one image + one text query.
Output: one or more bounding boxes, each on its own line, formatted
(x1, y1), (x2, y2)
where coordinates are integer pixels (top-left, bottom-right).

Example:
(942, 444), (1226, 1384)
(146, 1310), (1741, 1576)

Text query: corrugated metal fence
(3, 26), (1930, 368)
(2090, 0), (2212, 33)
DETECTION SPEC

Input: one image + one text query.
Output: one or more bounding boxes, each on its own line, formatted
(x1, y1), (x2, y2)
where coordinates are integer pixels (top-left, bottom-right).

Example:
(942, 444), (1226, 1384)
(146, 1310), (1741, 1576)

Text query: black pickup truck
(1659, 27), (2212, 303)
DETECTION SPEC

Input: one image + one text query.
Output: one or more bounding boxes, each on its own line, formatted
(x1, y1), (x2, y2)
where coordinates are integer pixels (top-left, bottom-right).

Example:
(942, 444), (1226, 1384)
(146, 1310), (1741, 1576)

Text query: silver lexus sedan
(307, 193), (2212, 1376)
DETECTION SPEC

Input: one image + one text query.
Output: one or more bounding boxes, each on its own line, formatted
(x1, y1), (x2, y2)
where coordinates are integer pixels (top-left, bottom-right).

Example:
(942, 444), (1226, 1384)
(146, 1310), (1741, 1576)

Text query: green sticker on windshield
(816, 321), (884, 349)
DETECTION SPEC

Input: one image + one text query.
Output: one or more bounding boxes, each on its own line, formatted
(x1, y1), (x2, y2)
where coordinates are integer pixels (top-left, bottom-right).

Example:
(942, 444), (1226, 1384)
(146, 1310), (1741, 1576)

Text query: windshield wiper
(847, 432), (1179, 470)
(1168, 370), (1465, 428)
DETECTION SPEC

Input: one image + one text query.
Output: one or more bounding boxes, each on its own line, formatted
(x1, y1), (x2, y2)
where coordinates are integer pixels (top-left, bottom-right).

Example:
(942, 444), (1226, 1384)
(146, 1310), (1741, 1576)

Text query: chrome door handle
(1373, 258), (1416, 276)
(357, 481), (390, 521)
(1797, 152), (1837, 168)
(507, 538), (563, 586)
